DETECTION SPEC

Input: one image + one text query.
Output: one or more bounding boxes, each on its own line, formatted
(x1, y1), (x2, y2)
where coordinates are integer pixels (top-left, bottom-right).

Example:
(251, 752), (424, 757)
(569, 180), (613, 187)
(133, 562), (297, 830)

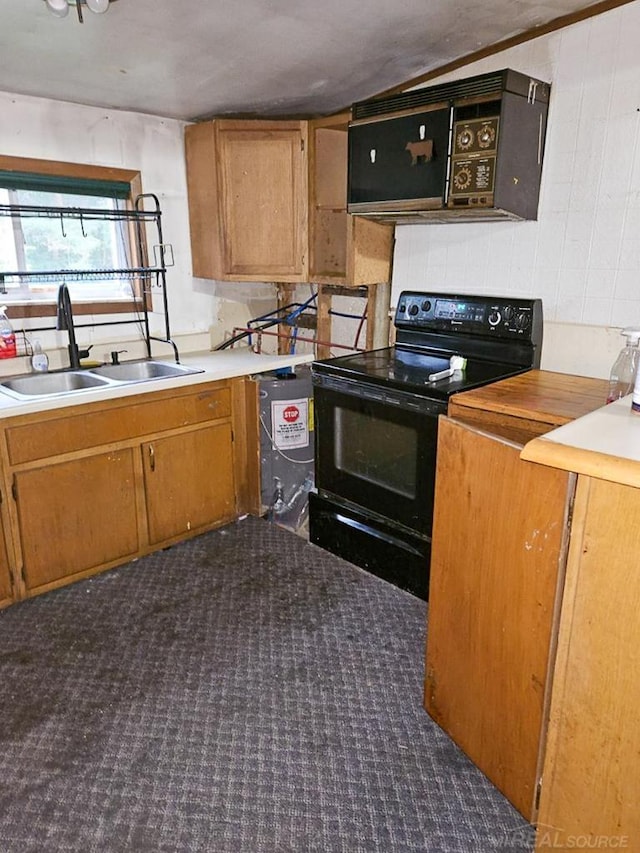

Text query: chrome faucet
(56, 283), (82, 369)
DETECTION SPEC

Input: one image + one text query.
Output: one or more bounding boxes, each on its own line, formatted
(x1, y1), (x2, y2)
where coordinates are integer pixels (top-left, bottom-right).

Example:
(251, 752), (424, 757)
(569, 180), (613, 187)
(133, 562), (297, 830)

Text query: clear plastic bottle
(607, 327), (640, 403)
(31, 339), (49, 373)
(0, 305), (17, 359)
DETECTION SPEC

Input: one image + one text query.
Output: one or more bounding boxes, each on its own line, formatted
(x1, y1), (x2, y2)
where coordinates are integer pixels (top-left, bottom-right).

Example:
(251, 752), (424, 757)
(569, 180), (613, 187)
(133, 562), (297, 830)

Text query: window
(0, 156), (144, 318)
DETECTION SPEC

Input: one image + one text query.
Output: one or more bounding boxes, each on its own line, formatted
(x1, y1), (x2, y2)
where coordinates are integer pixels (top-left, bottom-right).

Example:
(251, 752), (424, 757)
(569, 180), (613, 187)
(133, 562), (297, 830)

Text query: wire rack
(0, 194), (179, 360)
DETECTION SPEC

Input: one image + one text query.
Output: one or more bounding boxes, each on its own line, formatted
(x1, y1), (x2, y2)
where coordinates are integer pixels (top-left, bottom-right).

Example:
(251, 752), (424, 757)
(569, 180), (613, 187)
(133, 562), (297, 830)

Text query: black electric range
(309, 290), (543, 599)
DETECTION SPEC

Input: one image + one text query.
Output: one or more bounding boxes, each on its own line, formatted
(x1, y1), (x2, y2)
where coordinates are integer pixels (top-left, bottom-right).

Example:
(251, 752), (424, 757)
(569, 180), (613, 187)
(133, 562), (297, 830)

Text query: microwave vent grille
(352, 70), (508, 120)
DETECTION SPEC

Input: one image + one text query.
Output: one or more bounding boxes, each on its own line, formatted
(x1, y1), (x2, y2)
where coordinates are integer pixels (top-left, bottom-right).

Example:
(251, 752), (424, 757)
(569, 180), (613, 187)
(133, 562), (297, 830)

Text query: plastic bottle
(31, 340), (49, 373)
(607, 327), (640, 403)
(0, 306), (17, 359)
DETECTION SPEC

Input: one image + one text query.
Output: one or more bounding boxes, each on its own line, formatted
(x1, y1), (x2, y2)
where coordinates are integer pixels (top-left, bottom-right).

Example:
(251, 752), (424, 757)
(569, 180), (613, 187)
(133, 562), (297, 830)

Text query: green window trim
(0, 171), (130, 199)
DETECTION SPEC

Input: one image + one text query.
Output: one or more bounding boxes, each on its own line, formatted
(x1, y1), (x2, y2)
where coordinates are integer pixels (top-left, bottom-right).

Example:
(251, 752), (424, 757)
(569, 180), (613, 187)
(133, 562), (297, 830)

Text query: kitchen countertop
(521, 394), (640, 488)
(449, 369), (609, 426)
(0, 348), (314, 418)
(448, 369), (609, 444)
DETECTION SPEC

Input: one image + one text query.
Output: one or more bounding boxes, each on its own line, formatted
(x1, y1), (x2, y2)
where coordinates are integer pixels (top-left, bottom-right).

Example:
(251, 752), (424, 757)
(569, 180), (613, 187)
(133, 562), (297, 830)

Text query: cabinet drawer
(6, 383), (231, 465)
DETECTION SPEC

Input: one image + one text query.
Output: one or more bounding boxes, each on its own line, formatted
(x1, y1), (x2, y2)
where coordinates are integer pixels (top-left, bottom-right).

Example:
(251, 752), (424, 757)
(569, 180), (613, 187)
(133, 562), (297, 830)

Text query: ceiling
(0, 0), (622, 123)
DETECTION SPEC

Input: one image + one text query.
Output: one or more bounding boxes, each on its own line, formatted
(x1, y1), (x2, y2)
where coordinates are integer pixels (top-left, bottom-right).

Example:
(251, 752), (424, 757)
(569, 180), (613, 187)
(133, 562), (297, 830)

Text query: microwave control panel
(448, 116), (499, 209)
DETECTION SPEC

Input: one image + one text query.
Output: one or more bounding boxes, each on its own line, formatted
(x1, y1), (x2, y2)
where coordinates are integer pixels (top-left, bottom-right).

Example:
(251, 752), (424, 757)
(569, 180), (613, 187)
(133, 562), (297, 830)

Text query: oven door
(312, 372), (445, 537)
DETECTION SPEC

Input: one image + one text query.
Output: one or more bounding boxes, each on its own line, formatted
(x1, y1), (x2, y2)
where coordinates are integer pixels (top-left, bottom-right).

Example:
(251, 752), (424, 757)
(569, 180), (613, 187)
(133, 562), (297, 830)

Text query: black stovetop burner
(313, 290), (543, 400)
(313, 345), (532, 401)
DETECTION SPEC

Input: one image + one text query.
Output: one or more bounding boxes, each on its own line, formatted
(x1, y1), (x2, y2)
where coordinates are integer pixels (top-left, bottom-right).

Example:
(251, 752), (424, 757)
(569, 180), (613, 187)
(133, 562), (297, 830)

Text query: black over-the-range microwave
(347, 68), (551, 224)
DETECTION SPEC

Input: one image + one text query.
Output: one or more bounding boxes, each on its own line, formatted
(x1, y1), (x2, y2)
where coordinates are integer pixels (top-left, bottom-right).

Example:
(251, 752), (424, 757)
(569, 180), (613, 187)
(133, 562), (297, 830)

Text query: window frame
(0, 155), (146, 320)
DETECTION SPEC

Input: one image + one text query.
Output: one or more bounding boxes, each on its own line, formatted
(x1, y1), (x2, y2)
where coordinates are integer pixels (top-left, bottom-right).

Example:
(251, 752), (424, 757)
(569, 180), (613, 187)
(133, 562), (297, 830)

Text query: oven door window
(315, 384), (441, 536)
(335, 407), (417, 499)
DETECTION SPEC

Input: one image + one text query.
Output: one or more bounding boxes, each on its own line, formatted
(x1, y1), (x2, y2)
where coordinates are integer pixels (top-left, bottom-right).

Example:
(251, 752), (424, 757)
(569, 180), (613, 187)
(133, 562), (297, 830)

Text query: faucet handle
(110, 349), (127, 366)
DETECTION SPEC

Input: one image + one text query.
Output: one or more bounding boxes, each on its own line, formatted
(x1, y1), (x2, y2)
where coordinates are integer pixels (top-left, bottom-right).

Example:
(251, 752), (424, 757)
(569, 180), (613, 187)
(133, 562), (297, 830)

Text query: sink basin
(0, 370), (111, 399)
(0, 360), (205, 402)
(87, 360), (204, 383)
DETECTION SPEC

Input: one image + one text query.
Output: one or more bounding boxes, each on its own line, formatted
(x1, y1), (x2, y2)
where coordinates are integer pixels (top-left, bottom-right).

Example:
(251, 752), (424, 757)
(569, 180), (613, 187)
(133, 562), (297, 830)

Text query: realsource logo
(493, 824), (629, 850)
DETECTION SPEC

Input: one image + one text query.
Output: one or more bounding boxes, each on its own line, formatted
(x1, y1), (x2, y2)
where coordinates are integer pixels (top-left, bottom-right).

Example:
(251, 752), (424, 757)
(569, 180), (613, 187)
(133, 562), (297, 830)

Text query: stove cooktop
(312, 345), (531, 401)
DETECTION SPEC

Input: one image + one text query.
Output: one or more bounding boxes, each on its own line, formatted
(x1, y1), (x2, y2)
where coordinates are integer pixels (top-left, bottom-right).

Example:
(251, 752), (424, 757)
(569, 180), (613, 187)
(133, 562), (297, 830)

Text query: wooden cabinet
(143, 423), (235, 545)
(308, 114), (394, 285)
(15, 450), (140, 593)
(184, 115), (394, 286)
(516, 435), (640, 851)
(425, 370), (609, 821)
(426, 417), (572, 819)
(531, 475), (640, 850)
(186, 120), (308, 281)
(0, 377), (256, 601)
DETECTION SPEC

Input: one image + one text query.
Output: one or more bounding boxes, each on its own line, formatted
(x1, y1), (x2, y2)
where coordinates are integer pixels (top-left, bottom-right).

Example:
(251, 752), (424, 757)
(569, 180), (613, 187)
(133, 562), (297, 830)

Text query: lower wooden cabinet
(15, 449), (140, 593)
(425, 371), (609, 822)
(533, 475), (640, 850)
(425, 416), (573, 820)
(143, 423), (235, 545)
(0, 377), (256, 603)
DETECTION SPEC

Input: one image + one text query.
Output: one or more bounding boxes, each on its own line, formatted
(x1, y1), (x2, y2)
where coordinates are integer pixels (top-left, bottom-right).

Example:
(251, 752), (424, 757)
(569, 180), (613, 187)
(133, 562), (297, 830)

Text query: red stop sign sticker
(283, 405), (300, 422)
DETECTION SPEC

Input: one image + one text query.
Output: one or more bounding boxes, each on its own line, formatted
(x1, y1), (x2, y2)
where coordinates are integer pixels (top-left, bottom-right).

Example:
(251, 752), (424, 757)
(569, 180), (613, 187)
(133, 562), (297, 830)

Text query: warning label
(271, 397), (309, 450)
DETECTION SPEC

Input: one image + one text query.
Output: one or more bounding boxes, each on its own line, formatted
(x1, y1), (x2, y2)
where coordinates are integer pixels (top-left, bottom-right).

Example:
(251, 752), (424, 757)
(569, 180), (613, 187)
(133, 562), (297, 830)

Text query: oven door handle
(337, 512), (427, 559)
(312, 373), (446, 415)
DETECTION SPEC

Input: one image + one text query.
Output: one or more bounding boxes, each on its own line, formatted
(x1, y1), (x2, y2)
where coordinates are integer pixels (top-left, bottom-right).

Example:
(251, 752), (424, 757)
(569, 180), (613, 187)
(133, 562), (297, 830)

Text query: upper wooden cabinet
(184, 115), (394, 285)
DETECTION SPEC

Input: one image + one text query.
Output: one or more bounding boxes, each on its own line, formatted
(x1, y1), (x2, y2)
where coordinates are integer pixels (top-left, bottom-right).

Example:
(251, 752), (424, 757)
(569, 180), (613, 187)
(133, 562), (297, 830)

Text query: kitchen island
(521, 396), (640, 852)
(0, 347), (313, 608)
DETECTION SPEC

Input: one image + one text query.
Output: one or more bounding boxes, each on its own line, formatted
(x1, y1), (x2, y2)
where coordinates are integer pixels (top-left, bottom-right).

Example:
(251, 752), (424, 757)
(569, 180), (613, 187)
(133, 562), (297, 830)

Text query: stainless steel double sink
(0, 360), (204, 401)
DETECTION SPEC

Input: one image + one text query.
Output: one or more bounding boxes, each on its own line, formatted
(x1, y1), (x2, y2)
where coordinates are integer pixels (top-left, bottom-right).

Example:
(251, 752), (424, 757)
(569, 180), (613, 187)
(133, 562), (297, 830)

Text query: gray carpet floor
(0, 515), (533, 853)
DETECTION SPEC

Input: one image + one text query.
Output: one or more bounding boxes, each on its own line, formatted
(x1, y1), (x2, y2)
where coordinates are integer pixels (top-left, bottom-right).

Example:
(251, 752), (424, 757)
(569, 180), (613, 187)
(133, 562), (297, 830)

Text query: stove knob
(502, 305), (514, 322)
(421, 300), (432, 312)
(515, 312), (530, 330)
(398, 303), (406, 313)
(409, 304), (420, 316)
(488, 310), (501, 327)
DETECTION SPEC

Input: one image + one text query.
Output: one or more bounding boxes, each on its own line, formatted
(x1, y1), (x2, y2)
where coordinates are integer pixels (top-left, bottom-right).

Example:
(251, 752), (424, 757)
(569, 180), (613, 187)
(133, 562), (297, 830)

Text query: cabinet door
(15, 450), (139, 592)
(217, 123), (307, 280)
(425, 417), (572, 820)
(535, 476), (640, 850)
(143, 423), (236, 545)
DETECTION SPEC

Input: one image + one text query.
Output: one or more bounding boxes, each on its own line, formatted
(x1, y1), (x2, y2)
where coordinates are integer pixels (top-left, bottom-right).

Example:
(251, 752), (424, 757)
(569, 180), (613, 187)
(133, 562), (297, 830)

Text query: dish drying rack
(0, 193), (180, 361)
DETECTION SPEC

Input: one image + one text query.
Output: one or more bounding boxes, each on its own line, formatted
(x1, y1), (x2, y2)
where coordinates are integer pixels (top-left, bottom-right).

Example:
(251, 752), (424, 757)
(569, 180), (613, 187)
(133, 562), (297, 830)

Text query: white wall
(392, 1), (640, 378)
(0, 91), (216, 366)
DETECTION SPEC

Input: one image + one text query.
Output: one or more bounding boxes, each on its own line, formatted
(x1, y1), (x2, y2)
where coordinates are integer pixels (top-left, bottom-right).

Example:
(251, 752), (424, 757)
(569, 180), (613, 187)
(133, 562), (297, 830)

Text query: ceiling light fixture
(43, 0), (118, 23)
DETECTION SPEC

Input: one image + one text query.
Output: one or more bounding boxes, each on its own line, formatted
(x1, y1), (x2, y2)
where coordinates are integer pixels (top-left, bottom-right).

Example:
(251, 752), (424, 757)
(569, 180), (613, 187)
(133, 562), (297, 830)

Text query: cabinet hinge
(300, 138), (305, 152)
(566, 483), (576, 531)
(11, 478), (17, 502)
(535, 776), (543, 811)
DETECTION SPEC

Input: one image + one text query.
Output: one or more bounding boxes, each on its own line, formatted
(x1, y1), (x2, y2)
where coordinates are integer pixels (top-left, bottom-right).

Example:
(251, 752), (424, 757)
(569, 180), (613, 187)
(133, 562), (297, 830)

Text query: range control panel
(394, 291), (542, 341)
